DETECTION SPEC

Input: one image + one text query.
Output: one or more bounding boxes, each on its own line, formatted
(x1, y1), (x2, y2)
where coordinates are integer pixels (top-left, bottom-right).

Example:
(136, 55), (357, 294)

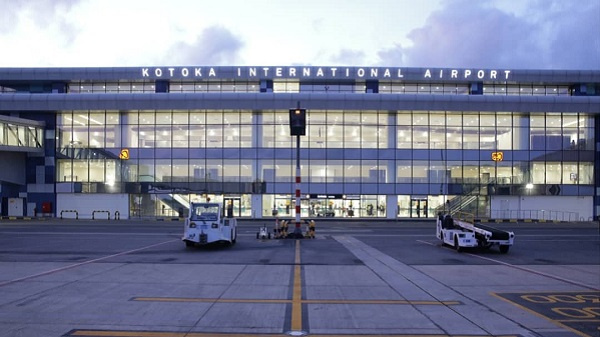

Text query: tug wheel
(454, 236), (463, 252)
(499, 245), (510, 254)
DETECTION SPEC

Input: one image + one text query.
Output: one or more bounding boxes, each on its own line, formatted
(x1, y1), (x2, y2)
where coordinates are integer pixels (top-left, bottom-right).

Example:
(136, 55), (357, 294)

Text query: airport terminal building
(0, 66), (598, 221)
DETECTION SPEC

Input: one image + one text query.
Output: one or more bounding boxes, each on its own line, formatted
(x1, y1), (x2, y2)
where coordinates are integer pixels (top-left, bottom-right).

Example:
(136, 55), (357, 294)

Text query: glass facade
(55, 109), (595, 218)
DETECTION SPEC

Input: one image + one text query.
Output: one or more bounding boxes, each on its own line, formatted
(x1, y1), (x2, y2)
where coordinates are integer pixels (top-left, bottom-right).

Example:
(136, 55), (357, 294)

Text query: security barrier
(60, 210), (78, 219)
(92, 210), (110, 220)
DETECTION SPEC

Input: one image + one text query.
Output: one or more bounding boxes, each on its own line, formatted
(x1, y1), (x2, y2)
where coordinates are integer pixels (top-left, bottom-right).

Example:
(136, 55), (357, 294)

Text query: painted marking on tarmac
(493, 291), (600, 337)
(417, 239), (599, 290)
(0, 239), (179, 288)
(132, 297), (460, 306)
(66, 330), (519, 337)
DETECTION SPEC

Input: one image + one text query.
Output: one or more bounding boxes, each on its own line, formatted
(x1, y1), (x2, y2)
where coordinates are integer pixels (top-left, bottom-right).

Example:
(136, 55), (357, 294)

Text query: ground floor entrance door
(409, 197), (428, 218)
(223, 197), (241, 218)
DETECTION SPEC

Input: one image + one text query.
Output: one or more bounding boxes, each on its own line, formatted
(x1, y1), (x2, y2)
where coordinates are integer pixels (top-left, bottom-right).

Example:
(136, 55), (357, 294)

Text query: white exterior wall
(57, 193), (129, 219)
(491, 195), (593, 221)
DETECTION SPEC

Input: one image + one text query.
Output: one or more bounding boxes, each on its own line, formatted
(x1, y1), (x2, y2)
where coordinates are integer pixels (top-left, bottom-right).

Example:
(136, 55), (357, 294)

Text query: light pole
(289, 103), (306, 238)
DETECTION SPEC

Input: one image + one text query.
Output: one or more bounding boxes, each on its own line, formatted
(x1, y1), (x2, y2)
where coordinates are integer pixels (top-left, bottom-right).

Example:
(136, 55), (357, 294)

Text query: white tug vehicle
(436, 212), (514, 253)
(182, 202), (237, 247)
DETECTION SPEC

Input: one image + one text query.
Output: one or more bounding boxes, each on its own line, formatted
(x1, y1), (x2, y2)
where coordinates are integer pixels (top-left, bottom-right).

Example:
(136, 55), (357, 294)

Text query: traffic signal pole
(289, 102), (306, 239)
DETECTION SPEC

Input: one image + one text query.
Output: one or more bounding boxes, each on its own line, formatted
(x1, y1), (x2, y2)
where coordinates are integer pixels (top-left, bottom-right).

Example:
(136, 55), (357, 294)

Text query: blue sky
(0, 0), (598, 69)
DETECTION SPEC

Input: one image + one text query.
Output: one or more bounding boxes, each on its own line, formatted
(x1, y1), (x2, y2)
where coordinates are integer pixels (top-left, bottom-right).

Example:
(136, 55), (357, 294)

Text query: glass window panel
(156, 112), (171, 124)
(397, 111), (411, 125)
(223, 124), (240, 147)
(309, 124), (327, 148)
(429, 126), (445, 149)
(497, 126), (512, 149)
(224, 110), (240, 124)
(155, 159), (171, 182)
(89, 126), (104, 148)
(530, 127), (545, 150)
(480, 113), (495, 127)
(223, 159), (239, 182)
(530, 114), (544, 127)
(72, 125), (88, 147)
(579, 162), (593, 184)
(190, 159), (205, 181)
(397, 126), (412, 149)
(89, 160), (105, 182)
(206, 125), (222, 148)
(412, 161), (427, 183)
(172, 111), (188, 125)
(172, 125), (189, 148)
(546, 162), (561, 184)
(412, 112), (428, 126)
(190, 111), (206, 124)
(361, 160), (379, 183)
(479, 126), (496, 149)
(344, 125), (360, 148)
(413, 127), (428, 149)
(531, 162), (545, 184)
(496, 162), (513, 184)
(362, 125), (379, 148)
(57, 160), (72, 182)
(463, 113), (479, 127)
(429, 112), (445, 126)
(139, 126), (155, 148)
(240, 160), (253, 182)
(396, 160), (411, 183)
(207, 112), (223, 124)
(546, 127), (565, 150)
(463, 162), (479, 183)
(462, 127), (479, 149)
(446, 127), (462, 149)
(106, 111), (119, 124)
(563, 162), (578, 185)
(446, 114), (461, 126)
(139, 111), (155, 125)
(448, 161), (462, 183)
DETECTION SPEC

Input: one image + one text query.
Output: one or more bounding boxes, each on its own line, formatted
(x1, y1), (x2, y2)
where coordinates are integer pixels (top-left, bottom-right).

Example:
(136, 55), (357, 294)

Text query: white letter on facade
(316, 68), (324, 77)
(383, 69), (391, 78)
(464, 70), (472, 78)
(451, 70), (458, 78)
(182, 68), (189, 77)
(357, 68), (365, 77)
(330, 67), (337, 77)
(370, 68), (378, 77)
(209, 68), (216, 77)
(262, 67), (270, 76)
(249, 68), (257, 77)
(142, 68), (149, 77)
(289, 68), (296, 77)
(490, 70), (497, 79)
(155, 68), (162, 77)
(168, 68), (175, 77)
(439, 69), (443, 78)
(504, 70), (511, 79)
(276, 67), (282, 77)
(424, 69), (432, 78)
(195, 68), (202, 77)
(477, 70), (485, 79)
(397, 69), (404, 78)
(303, 68), (310, 77)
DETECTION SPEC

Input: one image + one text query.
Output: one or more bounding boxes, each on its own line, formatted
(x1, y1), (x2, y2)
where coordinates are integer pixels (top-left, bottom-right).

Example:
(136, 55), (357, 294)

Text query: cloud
(377, 0), (600, 69)
(161, 26), (244, 66)
(329, 49), (367, 65)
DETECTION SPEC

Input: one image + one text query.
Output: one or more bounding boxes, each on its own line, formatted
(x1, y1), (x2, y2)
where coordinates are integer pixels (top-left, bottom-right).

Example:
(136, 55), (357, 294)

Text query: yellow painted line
(291, 239), (303, 331)
(302, 299), (461, 305)
(133, 297), (459, 306)
(69, 331), (519, 337)
(70, 331), (187, 337)
(134, 297), (290, 304)
(490, 292), (593, 337)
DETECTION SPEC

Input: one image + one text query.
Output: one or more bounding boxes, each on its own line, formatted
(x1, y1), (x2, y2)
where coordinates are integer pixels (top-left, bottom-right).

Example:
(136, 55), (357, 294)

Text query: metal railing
(489, 209), (579, 221)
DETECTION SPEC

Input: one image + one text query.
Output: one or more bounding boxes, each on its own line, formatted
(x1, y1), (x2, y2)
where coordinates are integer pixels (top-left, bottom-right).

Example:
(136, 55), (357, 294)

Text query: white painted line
(416, 240), (599, 290)
(0, 239), (179, 287)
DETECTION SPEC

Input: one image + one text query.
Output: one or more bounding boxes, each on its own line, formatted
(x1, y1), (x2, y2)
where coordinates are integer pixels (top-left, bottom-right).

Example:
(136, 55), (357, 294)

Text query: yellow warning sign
(492, 151), (504, 162)
(119, 149), (130, 160)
